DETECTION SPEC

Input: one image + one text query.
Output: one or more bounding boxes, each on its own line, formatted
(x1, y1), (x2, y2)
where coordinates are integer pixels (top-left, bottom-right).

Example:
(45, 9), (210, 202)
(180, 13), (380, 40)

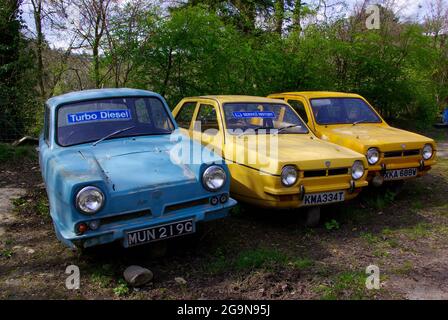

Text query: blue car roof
(46, 88), (163, 110)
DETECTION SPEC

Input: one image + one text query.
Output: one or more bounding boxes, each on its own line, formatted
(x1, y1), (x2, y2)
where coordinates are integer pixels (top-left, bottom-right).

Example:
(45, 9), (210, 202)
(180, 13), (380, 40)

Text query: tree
(0, 0), (37, 140)
(71, 0), (115, 88)
(31, 0), (45, 98)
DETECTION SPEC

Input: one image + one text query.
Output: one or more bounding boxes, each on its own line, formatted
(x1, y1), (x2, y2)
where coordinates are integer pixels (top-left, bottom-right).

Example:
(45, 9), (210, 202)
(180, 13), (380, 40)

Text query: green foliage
(235, 248), (288, 270)
(2, 2), (447, 140)
(0, 143), (36, 162)
(0, 1), (39, 141)
(366, 190), (396, 210)
(325, 219), (340, 231)
(113, 279), (129, 297)
(289, 257), (314, 270)
(316, 271), (369, 300)
(0, 249), (13, 259)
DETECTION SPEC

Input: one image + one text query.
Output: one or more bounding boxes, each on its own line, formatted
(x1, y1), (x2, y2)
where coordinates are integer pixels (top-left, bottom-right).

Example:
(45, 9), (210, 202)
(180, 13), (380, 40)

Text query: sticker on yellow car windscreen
(232, 111), (275, 119)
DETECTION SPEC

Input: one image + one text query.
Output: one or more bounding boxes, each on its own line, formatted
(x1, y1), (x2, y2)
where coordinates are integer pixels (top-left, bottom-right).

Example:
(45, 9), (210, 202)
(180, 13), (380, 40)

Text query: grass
(205, 248), (229, 275)
(338, 206), (373, 225)
(0, 143), (36, 163)
(399, 223), (432, 240)
(360, 232), (381, 245)
(394, 261), (414, 275)
(365, 190), (397, 211)
(315, 271), (370, 300)
(289, 257), (314, 270)
(206, 247), (315, 273)
(235, 248), (288, 271)
(91, 269), (114, 288)
(12, 191), (50, 219)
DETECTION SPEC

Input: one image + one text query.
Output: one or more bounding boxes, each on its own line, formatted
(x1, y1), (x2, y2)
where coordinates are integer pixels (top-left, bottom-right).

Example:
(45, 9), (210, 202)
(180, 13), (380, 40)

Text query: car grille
(164, 198), (210, 214)
(303, 168), (349, 178)
(101, 210), (151, 226)
(384, 149), (420, 158)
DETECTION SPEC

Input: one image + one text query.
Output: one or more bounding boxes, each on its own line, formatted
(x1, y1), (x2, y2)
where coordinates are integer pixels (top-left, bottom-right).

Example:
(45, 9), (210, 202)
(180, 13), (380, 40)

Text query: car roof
(46, 88), (163, 110)
(185, 95), (287, 104)
(271, 91), (363, 99)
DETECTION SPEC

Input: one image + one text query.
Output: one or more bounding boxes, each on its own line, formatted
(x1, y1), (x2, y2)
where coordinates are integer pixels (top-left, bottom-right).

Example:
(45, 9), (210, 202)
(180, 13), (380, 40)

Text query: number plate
(303, 191), (345, 206)
(126, 219), (195, 247)
(383, 168), (418, 181)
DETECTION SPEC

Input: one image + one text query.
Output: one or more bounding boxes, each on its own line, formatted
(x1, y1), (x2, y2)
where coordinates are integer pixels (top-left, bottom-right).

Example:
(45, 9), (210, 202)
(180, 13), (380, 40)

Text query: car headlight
(422, 144), (433, 160)
(366, 147), (380, 165)
(75, 186), (105, 214)
(202, 165), (226, 191)
(351, 161), (365, 180)
(281, 166), (298, 187)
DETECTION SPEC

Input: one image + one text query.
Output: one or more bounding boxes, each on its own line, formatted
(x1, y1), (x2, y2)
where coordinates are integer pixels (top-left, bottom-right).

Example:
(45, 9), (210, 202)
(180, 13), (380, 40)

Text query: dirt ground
(0, 128), (447, 300)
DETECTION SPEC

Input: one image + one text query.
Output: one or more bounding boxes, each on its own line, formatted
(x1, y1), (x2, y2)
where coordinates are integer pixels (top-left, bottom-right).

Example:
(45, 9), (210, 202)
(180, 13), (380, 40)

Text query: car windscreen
(223, 102), (309, 134)
(57, 97), (174, 146)
(310, 98), (382, 125)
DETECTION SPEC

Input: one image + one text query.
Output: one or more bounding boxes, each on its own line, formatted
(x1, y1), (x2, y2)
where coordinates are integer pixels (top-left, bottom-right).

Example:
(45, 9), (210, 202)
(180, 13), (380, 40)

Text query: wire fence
(0, 115), (42, 144)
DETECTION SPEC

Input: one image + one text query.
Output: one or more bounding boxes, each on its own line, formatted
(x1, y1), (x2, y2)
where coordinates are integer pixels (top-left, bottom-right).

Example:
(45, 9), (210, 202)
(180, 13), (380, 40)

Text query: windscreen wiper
(352, 119), (368, 126)
(92, 126), (136, 146)
(277, 124), (302, 133)
(237, 126), (274, 137)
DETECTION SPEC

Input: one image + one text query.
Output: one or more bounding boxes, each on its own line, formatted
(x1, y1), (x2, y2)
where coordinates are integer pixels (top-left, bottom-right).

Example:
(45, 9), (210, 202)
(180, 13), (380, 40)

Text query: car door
(192, 101), (225, 157)
(174, 100), (198, 138)
(39, 104), (51, 183)
(285, 97), (316, 132)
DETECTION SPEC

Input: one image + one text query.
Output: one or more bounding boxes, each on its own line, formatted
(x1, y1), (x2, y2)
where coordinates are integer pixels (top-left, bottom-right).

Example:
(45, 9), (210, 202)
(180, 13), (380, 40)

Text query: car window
(222, 102), (309, 134)
(135, 98), (151, 124)
(310, 98), (382, 125)
(57, 97), (174, 146)
(175, 102), (196, 129)
(194, 104), (219, 133)
(287, 99), (308, 122)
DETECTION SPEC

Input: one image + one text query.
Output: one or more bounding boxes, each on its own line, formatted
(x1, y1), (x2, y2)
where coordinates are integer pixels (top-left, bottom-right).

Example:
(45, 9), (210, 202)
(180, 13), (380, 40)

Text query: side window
(149, 99), (172, 130)
(44, 105), (50, 143)
(135, 98), (151, 124)
(195, 104), (219, 133)
(175, 102), (196, 129)
(288, 99), (309, 123)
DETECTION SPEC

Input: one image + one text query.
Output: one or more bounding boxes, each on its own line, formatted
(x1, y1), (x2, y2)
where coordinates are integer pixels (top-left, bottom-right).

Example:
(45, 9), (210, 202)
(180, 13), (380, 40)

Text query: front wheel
(304, 207), (321, 227)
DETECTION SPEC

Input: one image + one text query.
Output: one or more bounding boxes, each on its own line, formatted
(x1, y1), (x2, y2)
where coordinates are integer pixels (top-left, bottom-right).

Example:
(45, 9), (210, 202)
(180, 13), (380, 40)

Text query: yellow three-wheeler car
(269, 92), (437, 187)
(173, 96), (369, 225)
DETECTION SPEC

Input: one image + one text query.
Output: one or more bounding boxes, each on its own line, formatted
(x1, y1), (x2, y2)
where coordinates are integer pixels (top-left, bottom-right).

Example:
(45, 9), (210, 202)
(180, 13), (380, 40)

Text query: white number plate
(303, 191), (345, 206)
(384, 168), (418, 180)
(126, 219), (194, 247)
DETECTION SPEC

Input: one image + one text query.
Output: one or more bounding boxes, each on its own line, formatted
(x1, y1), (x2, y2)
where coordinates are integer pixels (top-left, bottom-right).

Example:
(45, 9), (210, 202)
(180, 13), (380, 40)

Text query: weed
(235, 248), (287, 271)
(0, 144), (36, 163)
(325, 219), (340, 231)
(91, 271), (113, 288)
(400, 223), (431, 240)
(316, 271), (369, 300)
(290, 257), (314, 270)
(113, 280), (129, 297)
(366, 190), (396, 210)
(206, 248), (230, 274)
(394, 261), (414, 275)
(360, 232), (380, 245)
(0, 249), (13, 259)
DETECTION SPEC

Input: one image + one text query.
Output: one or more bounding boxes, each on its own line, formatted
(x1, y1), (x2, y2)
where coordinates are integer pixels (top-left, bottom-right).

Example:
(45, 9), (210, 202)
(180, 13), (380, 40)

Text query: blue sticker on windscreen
(67, 109), (131, 124)
(232, 111), (275, 119)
